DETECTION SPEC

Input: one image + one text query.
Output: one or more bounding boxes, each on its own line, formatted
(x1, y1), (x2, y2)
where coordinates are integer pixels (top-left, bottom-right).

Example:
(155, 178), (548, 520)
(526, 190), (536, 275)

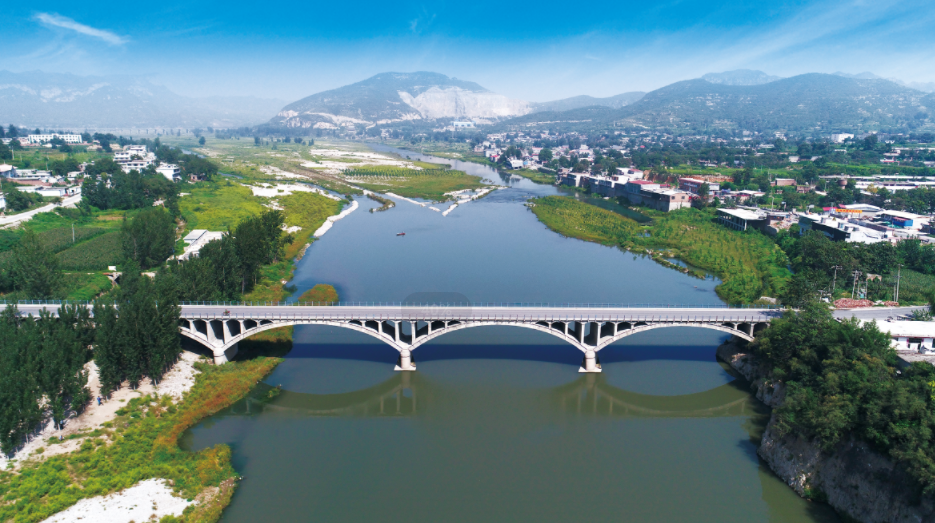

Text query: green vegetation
(778, 230), (935, 306)
(507, 168), (555, 184)
(56, 232), (124, 271)
(121, 208), (177, 270)
(61, 273), (113, 301)
(0, 305), (93, 453)
(297, 284), (339, 304)
(752, 303), (935, 496)
(0, 356), (282, 523)
(179, 182), (265, 231)
(529, 196), (790, 303)
(366, 192), (395, 212)
(346, 166), (485, 201)
(279, 192), (343, 260)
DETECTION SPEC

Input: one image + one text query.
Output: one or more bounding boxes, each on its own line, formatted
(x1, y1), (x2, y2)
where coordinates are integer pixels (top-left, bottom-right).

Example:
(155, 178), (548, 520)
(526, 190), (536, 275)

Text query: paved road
(7, 303), (926, 322)
(833, 306), (928, 320)
(0, 192), (82, 227)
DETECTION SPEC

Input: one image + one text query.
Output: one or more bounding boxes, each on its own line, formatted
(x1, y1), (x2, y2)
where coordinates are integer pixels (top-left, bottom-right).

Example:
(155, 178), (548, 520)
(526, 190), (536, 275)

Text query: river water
(181, 146), (838, 522)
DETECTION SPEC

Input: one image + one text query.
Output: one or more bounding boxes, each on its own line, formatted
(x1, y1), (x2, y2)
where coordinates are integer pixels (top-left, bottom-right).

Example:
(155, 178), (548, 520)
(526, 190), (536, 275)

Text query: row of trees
(0, 305), (94, 454)
(162, 210), (291, 301)
(93, 265), (181, 393)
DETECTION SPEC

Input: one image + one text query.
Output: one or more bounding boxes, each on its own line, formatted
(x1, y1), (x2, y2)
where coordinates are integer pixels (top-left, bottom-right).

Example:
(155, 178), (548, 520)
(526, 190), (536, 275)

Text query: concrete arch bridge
(176, 304), (781, 371)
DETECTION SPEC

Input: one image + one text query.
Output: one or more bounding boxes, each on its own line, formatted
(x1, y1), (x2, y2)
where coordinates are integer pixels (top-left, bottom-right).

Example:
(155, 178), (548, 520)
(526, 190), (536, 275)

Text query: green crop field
(180, 182), (266, 232)
(56, 232), (124, 271)
(347, 167), (486, 201)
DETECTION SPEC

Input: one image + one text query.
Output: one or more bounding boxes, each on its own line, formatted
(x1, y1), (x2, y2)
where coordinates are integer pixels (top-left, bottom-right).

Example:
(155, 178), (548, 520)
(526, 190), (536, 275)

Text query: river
(181, 145), (839, 522)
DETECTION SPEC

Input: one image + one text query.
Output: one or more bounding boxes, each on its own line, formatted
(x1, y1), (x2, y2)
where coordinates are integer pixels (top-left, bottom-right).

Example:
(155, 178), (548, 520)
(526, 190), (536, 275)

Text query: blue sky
(3, 0), (935, 102)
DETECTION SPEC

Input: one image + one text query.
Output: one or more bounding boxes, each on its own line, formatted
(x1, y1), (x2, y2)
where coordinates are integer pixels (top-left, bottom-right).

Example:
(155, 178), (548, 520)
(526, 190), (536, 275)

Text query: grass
(347, 167), (486, 201)
(56, 231), (124, 271)
(506, 168), (556, 185)
(529, 196), (791, 303)
(62, 272), (113, 301)
(279, 192), (344, 260)
(884, 269), (935, 305)
(0, 356), (282, 523)
(179, 182), (266, 232)
(297, 284), (338, 304)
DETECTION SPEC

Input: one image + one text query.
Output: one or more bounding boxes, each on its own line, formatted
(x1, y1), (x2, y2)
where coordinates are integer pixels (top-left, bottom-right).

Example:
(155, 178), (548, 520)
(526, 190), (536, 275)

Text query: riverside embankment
(717, 338), (935, 523)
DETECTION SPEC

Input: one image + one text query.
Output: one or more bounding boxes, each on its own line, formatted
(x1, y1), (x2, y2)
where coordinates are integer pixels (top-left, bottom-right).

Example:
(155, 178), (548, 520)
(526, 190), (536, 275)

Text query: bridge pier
(214, 343), (239, 365)
(579, 349), (601, 373)
(395, 349), (416, 371)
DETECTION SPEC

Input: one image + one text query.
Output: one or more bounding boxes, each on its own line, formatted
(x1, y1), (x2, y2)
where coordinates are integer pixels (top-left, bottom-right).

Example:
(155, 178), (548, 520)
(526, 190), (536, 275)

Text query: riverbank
(0, 346), (284, 523)
(528, 196), (790, 304)
(716, 332), (935, 523)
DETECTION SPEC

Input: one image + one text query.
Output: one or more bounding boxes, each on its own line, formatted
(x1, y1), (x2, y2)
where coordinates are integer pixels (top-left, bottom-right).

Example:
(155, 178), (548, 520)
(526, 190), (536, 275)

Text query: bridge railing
(1, 300), (785, 309)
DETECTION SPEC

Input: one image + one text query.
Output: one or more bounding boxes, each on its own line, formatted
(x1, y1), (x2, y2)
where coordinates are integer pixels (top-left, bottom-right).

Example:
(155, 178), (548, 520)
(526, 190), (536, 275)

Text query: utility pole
(895, 264), (902, 303)
(831, 265), (842, 294)
(72, 222), (75, 244)
(851, 270), (862, 299)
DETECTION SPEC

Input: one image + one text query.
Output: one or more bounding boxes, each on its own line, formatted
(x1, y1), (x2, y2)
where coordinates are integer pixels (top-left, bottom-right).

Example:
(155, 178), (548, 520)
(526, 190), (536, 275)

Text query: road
(0, 192), (82, 227)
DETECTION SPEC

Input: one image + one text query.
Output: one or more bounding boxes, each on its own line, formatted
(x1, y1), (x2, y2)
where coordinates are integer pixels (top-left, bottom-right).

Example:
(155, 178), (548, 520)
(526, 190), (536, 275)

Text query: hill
(270, 72), (530, 129)
(529, 92), (645, 113)
(0, 70), (285, 129)
(504, 73), (931, 133)
(701, 69), (782, 86)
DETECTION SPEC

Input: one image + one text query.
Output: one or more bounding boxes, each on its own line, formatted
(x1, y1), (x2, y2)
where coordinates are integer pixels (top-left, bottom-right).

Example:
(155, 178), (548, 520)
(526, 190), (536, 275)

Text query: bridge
(9, 302), (919, 372)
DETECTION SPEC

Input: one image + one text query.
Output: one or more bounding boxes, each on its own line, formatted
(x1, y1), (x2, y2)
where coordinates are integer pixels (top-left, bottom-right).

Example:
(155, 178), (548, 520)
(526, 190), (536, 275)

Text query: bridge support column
(579, 349), (601, 373)
(395, 349), (416, 371)
(214, 343), (238, 365)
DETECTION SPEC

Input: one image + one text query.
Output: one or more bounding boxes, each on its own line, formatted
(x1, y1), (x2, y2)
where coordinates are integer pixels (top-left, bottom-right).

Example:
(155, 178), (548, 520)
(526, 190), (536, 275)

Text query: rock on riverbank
(716, 338), (935, 523)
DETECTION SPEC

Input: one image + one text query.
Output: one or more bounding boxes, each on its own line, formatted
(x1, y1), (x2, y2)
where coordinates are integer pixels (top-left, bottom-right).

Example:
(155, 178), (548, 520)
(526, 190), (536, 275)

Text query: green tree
(538, 148), (553, 163)
(198, 136), (206, 146)
(8, 229), (63, 299)
(121, 208), (176, 269)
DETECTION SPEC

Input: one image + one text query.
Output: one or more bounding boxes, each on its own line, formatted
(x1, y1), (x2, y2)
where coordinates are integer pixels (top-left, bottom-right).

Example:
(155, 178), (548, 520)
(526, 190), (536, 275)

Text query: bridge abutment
(214, 342), (239, 365)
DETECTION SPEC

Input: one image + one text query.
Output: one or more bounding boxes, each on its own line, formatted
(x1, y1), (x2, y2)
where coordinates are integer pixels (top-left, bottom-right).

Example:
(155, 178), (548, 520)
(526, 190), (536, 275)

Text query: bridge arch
(179, 316), (766, 373)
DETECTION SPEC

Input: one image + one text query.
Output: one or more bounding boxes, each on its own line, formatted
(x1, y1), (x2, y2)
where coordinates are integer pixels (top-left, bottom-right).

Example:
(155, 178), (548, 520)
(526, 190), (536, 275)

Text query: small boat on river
(397, 232), (406, 236)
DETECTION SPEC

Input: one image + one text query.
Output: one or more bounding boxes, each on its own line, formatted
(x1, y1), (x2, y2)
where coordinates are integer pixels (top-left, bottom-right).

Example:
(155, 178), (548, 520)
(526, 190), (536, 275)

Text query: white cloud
(34, 13), (127, 45)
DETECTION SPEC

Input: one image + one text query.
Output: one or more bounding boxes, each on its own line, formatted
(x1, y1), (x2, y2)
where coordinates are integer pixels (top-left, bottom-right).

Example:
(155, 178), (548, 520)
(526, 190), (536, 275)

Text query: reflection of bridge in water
(238, 372), (764, 419)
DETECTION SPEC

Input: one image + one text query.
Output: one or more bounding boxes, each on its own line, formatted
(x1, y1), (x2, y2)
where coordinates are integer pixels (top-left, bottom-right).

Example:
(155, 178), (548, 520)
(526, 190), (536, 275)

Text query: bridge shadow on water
(285, 325), (731, 367)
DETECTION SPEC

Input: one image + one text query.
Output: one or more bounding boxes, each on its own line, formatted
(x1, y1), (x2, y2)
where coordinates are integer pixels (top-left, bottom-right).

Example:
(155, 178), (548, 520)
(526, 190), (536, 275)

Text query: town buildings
(26, 133), (82, 144)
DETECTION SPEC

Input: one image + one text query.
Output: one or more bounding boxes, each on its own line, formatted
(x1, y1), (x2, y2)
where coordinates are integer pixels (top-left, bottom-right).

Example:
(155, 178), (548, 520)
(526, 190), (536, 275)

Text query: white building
(830, 133), (854, 143)
(868, 320), (935, 354)
(156, 164), (181, 182)
(121, 160), (154, 173)
(179, 230), (226, 260)
(27, 134), (82, 144)
(452, 121), (476, 128)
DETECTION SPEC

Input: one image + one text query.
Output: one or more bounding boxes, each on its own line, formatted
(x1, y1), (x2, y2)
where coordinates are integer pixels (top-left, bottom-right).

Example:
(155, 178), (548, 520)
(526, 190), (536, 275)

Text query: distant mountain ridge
(0, 70), (286, 129)
(270, 72), (531, 129)
(702, 69), (782, 86)
(530, 92), (645, 113)
(504, 73), (932, 132)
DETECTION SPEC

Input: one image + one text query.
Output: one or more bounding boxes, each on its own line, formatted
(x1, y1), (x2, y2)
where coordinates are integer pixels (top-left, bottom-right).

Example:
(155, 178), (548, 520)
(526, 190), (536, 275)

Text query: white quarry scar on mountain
(397, 87), (531, 119)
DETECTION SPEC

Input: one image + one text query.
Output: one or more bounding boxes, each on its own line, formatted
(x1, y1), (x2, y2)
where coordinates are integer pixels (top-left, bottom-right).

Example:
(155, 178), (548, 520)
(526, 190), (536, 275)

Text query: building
(26, 133), (82, 144)
(156, 164), (182, 182)
(0, 164), (16, 178)
(625, 180), (660, 204)
(616, 167), (644, 179)
(507, 159), (524, 169)
(560, 173), (586, 188)
(678, 177), (719, 194)
(772, 178), (796, 187)
(452, 121), (476, 128)
(838, 204), (883, 218)
(640, 188), (692, 211)
(798, 214), (887, 243)
(180, 230), (226, 260)
(875, 210), (929, 232)
(716, 208), (768, 231)
(869, 320), (935, 354)
(831, 133), (854, 143)
(121, 160), (154, 173)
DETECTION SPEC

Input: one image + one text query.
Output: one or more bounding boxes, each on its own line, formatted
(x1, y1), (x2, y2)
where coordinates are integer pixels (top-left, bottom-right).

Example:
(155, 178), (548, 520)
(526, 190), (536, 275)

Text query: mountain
(269, 72), (531, 129)
(504, 73), (931, 132)
(702, 69), (782, 86)
(0, 70), (286, 129)
(530, 92), (645, 113)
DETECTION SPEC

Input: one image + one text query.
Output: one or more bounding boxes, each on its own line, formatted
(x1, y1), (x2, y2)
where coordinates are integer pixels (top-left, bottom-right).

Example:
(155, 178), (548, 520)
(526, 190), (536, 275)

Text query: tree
(198, 136), (206, 146)
(93, 263), (181, 392)
(122, 208), (176, 270)
(538, 148), (553, 163)
(8, 229), (63, 299)
(254, 136), (261, 146)
(697, 183), (710, 198)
